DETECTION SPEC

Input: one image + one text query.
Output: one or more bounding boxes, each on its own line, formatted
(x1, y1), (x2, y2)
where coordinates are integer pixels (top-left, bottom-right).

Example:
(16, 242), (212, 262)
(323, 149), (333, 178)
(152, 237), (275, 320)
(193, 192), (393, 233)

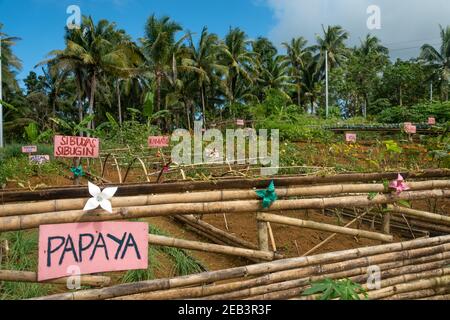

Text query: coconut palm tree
(220, 27), (256, 105)
(42, 16), (135, 130)
(314, 25), (349, 72)
(181, 27), (227, 128)
(421, 25), (450, 101)
(0, 23), (22, 95)
(358, 34), (389, 57)
(282, 37), (312, 108)
(141, 15), (184, 118)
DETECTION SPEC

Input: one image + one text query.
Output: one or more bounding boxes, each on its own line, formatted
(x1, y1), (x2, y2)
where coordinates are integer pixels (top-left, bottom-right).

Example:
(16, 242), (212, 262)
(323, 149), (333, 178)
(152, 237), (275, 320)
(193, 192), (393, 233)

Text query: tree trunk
(399, 86), (403, 106)
(88, 73), (97, 133)
(117, 80), (122, 125)
(201, 85), (207, 129)
(297, 84), (302, 109)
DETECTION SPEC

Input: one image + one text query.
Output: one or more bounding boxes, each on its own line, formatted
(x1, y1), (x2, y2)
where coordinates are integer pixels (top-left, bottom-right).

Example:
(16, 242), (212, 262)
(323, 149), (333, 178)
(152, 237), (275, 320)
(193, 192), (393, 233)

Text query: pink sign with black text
(38, 222), (148, 281)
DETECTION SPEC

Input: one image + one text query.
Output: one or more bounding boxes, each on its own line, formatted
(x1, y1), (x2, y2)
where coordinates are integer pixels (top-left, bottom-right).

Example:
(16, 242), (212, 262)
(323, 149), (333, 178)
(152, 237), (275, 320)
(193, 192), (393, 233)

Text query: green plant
(302, 278), (368, 300)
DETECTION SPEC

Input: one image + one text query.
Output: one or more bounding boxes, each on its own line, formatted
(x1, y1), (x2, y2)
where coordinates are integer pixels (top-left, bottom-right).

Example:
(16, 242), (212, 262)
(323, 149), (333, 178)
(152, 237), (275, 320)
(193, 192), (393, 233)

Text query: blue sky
(1, 0), (449, 85)
(0, 0), (275, 82)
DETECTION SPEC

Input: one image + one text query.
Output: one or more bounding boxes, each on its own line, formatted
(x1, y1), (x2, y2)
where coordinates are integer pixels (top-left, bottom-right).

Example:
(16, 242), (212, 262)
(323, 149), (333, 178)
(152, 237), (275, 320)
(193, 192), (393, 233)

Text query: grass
(121, 224), (206, 283)
(0, 231), (53, 300)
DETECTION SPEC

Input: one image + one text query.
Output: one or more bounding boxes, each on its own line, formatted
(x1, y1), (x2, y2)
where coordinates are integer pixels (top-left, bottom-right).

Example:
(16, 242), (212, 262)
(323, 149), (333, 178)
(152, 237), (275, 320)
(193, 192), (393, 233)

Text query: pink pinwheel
(389, 174), (410, 194)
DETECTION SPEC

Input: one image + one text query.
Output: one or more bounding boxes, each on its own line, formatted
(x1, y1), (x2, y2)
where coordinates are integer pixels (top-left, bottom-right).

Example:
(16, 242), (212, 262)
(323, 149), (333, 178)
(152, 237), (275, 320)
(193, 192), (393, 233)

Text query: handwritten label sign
(236, 119), (245, 126)
(54, 135), (100, 158)
(29, 155), (50, 165)
(148, 136), (170, 148)
(22, 146), (37, 153)
(345, 133), (357, 143)
(38, 222), (148, 281)
(428, 117), (436, 125)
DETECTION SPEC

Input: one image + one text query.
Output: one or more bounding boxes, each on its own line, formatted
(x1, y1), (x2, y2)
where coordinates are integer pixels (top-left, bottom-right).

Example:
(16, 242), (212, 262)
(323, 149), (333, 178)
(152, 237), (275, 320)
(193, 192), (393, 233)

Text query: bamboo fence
(30, 235), (450, 300)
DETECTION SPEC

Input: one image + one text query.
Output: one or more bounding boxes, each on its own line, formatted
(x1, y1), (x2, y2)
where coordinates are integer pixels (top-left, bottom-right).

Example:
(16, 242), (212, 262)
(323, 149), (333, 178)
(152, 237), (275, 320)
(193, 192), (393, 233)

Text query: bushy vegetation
(377, 102), (450, 124)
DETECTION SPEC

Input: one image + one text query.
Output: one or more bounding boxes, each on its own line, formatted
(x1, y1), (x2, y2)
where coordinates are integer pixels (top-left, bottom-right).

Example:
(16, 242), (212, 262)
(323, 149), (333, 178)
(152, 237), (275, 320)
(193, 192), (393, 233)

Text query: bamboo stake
(257, 214), (269, 252)
(2, 180), (449, 217)
(258, 213), (394, 242)
(148, 234), (276, 261)
(388, 205), (450, 226)
(267, 222), (277, 252)
(3, 190), (448, 232)
(31, 236), (450, 300)
(0, 270), (110, 287)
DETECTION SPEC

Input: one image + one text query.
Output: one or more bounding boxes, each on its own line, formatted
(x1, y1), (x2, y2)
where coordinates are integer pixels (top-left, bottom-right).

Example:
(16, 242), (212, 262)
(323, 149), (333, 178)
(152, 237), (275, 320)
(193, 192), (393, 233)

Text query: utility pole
(0, 35), (3, 148)
(325, 50), (329, 118)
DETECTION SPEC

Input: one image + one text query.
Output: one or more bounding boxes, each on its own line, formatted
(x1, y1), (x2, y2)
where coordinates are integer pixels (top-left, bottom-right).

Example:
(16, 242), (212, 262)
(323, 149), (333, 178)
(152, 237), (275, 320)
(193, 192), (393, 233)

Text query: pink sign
(38, 222), (148, 281)
(148, 136), (170, 148)
(405, 125), (417, 134)
(345, 133), (357, 143)
(22, 146), (37, 153)
(428, 117), (436, 125)
(29, 155), (50, 165)
(236, 119), (245, 126)
(54, 135), (99, 158)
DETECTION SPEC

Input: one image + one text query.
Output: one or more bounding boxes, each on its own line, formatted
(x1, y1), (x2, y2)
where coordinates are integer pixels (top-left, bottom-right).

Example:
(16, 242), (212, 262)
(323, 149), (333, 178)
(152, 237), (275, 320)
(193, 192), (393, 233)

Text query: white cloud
(264, 0), (450, 58)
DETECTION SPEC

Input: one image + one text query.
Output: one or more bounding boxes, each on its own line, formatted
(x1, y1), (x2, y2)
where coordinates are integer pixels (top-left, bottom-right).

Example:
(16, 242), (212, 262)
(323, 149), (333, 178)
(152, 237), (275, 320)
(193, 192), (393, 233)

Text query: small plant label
(148, 136), (170, 148)
(428, 117), (436, 125)
(22, 146), (37, 153)
(29, 155), (50, 165)
(236, 119), (245, 126)
(54, 135), (100, 158)
(405, 125), (417, 134)
(345, 133), (357, 143)
(38, 222), (148, 281)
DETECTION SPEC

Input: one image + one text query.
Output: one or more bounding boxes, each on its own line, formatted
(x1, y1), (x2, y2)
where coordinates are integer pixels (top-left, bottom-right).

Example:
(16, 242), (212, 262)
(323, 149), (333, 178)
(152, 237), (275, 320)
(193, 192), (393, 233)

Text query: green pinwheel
(256, 180), (278, 208)
(71, 165), (85, 178)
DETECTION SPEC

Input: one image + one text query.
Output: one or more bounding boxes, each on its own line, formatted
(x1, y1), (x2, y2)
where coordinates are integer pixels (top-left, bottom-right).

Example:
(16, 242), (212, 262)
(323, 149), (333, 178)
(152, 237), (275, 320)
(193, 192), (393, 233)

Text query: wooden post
(382, 204), (391, 235)
(257, 213), (269, 252)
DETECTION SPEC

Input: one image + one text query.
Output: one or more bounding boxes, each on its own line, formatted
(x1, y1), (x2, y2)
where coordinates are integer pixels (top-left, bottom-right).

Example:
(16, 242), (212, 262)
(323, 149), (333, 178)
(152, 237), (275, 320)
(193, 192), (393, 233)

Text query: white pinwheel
(83, 182), (118, 213)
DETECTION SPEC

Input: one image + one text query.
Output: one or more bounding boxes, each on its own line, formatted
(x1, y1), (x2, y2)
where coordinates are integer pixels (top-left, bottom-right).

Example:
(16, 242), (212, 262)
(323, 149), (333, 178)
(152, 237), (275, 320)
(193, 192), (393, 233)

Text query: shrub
(377, 102), (450, 123)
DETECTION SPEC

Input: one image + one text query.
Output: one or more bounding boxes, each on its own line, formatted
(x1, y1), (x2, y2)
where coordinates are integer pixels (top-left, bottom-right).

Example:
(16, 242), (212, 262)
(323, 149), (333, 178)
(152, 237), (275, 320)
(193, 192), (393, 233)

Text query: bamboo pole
(115, 247), (450, 300)
(365, 275), (450, 300)
(173, 215), (259, 250)
(257, 213), (269, 252)
(384, 287), (450, 300)
(2, 180), (449, 217)
(31, 236), (450, 300)
(148, 234), (276, 261)
(0, 270), (110, 287)
(2, 189), (448, 232)
(257, 213), (394, 242)
(202, 246), (450, 300)
(302, 211), (370, 256)
(388, 205), (450, 226)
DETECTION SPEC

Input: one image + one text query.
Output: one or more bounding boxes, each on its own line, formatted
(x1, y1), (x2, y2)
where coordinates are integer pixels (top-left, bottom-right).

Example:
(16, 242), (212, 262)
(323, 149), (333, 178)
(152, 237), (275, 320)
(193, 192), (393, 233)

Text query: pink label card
(345, 133), (357, 143)
(54, 135), (100, 158)
(148, 136), (170, 148)
(38, 222), (148, 281)
(405, 125), (417, 134)
(22, 146), (37, 153)
(236, 119), (245, 126)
